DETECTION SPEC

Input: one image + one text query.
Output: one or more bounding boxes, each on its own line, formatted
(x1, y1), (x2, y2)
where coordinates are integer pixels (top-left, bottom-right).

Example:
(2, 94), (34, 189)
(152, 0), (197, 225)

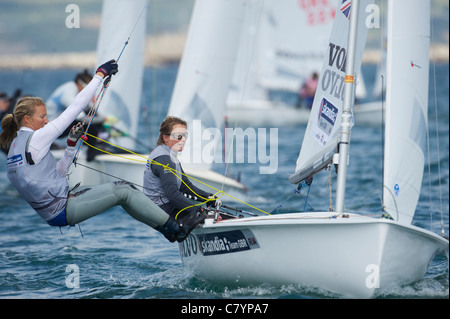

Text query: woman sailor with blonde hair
(0, 60), (198, 243)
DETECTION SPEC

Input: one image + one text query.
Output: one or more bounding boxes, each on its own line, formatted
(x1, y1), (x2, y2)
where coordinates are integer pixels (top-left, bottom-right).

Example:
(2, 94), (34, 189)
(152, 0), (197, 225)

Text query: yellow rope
(82, 133), (271, 217)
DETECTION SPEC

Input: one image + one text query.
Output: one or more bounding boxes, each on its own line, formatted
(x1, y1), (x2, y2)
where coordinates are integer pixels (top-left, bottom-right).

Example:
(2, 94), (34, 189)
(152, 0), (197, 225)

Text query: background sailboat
(167, 0), (248, 191)
(95, 0), (146, 152)
(53, 0), (247, 196)
(225, 0), (372, 127)
(226, 0), (335, 126)
(52, 0), (147, 187)
(177, 0), (448, 298)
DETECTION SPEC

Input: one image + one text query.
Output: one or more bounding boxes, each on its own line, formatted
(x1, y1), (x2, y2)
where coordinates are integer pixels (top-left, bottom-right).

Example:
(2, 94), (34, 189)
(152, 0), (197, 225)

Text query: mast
(335, 0), (360, 213)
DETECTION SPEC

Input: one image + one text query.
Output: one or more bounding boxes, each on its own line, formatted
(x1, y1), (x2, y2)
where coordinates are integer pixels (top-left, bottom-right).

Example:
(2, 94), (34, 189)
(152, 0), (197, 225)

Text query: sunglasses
(166, 132), (188, 140)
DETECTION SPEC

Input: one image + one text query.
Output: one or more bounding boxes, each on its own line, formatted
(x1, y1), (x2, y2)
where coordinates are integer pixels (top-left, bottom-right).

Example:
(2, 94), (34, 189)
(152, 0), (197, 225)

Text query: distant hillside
(0, 0), (195, 55)
(0, 0), (448, 68)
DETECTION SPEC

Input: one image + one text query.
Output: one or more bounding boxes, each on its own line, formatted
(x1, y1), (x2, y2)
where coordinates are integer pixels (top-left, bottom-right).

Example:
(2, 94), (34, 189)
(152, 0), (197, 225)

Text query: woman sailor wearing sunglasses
(143, 116), (221, 226)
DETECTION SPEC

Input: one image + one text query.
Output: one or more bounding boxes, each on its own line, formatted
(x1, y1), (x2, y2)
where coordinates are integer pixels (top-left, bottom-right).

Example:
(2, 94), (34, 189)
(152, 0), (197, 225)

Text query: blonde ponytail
(0, 96), (44, 149)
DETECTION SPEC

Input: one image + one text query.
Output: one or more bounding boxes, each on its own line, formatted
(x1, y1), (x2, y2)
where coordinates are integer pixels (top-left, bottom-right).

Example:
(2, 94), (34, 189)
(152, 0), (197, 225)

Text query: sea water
(0, 63), (448, 300)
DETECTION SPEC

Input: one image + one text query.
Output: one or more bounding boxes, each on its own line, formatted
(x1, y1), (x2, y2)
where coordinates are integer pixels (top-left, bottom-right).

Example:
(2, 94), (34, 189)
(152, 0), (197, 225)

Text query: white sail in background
(168, 0), (246, 170)
(227, 0), (267, 107)
(289, 0), (372, 184)
(257, 0), (335, 92)
(96, 0), (147, 150)
(383, 0), (430, 225)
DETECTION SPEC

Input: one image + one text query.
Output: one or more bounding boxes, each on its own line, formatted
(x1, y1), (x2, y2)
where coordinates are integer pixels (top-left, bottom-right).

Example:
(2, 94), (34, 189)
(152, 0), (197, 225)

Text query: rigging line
(81, 132), (271, 216)
(425, 73), (433, 231)
(347, 186), (380, 212)
(73, 80), (110, 164)
(105, 125), (152, 150)
(303, 184), (312, 212)
(73, 161), (146, 191)
(379, 0), (386, 212)
(382, 185), (399, 221)
(173, 190), (221, 220)
(78, 140), (219, 215)
(268, 177), (315, 214)
(430, 20), (444, 237)
(73, 3), (148, 164)
(268, 188), (300, 214)
(380, 75), (385, 209)
(221, 0), (266, 193)
(117, 2), (148, 61)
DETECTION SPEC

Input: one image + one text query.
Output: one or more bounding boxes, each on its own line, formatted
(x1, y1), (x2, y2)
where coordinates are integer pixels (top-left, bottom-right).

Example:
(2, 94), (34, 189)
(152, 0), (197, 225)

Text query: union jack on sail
(340, 0), (351, 19)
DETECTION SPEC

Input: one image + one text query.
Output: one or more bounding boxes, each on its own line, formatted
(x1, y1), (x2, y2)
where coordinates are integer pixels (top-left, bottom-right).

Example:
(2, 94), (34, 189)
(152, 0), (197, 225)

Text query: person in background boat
(0, 60), (196, 243)
(297, 72), (319, 109)
(1, 89), (22, 124)
(45, 69), (117, 161)
(1, 89), (22, 154)
(46, 69), (94, 124)
(143, 116), (221, 226)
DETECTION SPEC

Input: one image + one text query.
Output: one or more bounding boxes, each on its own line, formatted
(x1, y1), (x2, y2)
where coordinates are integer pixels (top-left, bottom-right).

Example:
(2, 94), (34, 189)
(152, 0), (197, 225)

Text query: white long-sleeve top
(23, 75), (103, 174)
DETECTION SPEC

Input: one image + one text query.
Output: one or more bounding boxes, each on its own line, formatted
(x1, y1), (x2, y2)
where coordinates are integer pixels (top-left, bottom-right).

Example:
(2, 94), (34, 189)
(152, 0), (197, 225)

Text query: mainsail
(383, 0), (430, 224)
(289, 0), (372, 184)
(167, 0), (246, 170)
(96, 0), (147, 150)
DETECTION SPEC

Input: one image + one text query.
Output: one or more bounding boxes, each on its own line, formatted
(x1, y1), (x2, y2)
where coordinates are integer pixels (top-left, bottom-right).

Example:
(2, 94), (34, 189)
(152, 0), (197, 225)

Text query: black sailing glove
(96, 59), (119, 77)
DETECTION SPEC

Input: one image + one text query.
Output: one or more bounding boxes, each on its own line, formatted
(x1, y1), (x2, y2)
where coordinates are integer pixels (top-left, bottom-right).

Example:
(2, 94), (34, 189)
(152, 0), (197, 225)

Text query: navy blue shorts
(47, 209), (68, 227)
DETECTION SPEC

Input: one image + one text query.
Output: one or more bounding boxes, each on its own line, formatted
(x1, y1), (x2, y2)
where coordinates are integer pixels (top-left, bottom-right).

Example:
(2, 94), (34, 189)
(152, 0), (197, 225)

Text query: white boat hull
(354, 100), (385, 125)
(226, 100), (311, 126)
(226, 100), (384, 127)
(178, 212), (448, 298)
(53, 150), (247, 196)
